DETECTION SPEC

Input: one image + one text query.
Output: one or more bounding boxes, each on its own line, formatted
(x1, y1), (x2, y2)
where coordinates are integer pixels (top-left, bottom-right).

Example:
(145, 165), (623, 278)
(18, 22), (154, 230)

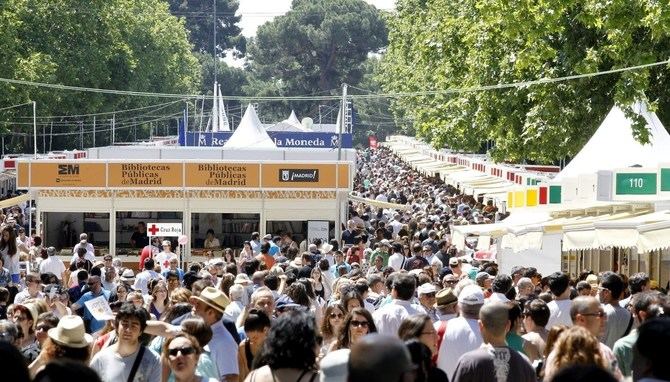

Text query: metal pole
(93, 116), (96, 147)
(33, 101), (37, 158)
(213, 0), (217, 84)
(338, 84), (347, 161)
(112, 114), (116, 145)
(49, 122), (53, 151)
(80, 121), (83, 149)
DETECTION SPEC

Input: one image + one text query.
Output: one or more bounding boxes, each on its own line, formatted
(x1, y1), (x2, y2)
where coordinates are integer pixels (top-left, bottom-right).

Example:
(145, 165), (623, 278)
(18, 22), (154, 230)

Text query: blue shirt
(76, 289), (111, 333)
(269, 242), (280, 256)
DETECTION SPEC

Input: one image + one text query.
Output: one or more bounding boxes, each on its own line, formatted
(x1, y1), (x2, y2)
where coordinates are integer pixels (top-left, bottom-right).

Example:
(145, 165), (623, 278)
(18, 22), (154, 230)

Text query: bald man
(543, 296), (623, 380)
(452, 302), (535, 382)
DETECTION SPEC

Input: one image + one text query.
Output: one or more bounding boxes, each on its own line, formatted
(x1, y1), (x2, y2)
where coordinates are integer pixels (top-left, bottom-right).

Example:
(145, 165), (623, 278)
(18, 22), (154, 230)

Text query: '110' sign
(615, 173), (657, 195)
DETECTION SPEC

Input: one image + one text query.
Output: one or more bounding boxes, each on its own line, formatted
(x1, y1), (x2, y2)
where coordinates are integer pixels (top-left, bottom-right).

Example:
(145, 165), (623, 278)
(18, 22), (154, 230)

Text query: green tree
(352, 58), (407, 146)
(0, 0), (201, 152)
(245, 0), (388, 119)
(167, 0), (246, 58)
(380, 0), (670, 163)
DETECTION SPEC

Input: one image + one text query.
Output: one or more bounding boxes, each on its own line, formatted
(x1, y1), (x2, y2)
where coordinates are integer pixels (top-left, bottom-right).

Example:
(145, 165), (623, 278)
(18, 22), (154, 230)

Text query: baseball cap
(449, 257), (459, 266)
(263, 234), (272, 240)
(476, 272), (493, 284)
(458, 285), (485, 306)
(417, 283), (437, 295)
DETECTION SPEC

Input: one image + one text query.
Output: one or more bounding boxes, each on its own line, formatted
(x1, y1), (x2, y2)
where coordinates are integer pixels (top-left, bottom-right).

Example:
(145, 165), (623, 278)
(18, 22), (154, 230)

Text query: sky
(236, 0), (396, 37)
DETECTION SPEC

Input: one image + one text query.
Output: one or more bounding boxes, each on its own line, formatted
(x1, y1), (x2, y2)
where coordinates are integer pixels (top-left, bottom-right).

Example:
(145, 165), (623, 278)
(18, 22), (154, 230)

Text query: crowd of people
(0, 147), (668, 382)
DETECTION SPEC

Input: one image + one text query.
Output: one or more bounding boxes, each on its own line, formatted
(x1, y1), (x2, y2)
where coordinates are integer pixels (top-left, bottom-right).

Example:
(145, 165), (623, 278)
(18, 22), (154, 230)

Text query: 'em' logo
(58, 164), (80, 175)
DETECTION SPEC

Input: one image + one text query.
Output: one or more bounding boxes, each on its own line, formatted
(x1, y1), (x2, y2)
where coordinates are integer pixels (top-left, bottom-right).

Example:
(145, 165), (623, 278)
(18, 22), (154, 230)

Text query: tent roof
(555, 102), (670, 181)
(266, 110), (312, 132)
(223, 105), (277, 149)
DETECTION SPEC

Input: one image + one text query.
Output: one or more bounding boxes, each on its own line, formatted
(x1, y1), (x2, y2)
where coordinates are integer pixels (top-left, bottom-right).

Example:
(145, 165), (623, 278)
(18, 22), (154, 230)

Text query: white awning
(593, 211), (670, 249)
(0, 193), (31, 209)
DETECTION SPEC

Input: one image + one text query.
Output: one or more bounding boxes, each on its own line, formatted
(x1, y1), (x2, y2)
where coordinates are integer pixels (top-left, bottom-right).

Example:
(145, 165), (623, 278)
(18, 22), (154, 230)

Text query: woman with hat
(28, 315), (92, 378)
(12, 303), (40, 362)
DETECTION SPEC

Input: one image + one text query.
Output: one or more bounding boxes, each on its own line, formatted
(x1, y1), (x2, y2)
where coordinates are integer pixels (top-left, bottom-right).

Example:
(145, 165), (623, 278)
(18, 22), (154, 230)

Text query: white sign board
(146, 222), (183, 237)
(84, 295), (114, 321)
(307, 220), (329, 244)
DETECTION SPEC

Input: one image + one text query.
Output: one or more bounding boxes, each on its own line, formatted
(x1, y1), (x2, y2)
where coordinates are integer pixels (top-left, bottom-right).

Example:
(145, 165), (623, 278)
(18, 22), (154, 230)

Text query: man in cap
(39, 246), (66, 281)
(437, 284), (485, 379)
(510, 265), (525, 287)
(452, 302), (536, 382)
(417, 283), (439, 322)
(71, 233), (95, 263)
(71, 275), (110, 333)
(154, 240), (177, 271)
(190, 287), (238, 382)
(262, 234), (280, 257)
(348, 334), (415, 382)
(434, 288), (458, 322)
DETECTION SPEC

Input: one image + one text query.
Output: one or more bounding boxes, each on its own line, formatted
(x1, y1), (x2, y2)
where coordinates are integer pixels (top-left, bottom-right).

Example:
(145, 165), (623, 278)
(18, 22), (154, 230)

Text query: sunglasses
(87, 282), (97, 286)
(581, 311), (606, 318)
(329, 313), (344, 319)
(422, 293), (436, 298)
(168, 346), (196, 357)
(350, 320), (369, 328)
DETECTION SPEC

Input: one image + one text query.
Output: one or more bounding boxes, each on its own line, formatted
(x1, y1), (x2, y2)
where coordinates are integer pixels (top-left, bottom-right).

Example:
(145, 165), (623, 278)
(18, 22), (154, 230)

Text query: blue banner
(181, 131), (353, 148)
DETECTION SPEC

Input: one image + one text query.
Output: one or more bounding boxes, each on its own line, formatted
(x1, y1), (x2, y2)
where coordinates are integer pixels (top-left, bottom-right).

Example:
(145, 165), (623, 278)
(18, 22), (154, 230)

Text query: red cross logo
(148, 224), (160, 236)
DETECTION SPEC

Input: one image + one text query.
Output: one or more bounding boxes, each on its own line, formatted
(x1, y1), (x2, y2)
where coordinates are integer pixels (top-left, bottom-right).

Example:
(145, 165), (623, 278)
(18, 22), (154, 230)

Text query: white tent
(555, 102), (670, 181)
(266, 110), (312, 132)
(223, 104), (277, 149)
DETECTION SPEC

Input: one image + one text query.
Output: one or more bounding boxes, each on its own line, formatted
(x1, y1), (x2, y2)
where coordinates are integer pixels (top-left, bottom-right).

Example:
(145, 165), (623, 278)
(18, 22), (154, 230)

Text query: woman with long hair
(12, 303), (40, 362)
(148, 281), (170, 319)
(246, 310), (319, 382)
(238, 309), (271, 381)
(115, 283), (129, 303)
(543, 326), (610, 381)
(0, 226), (19, 284)
(331, 307), (377, 351)
(397, 314), (438, 357)
(319, 305), (345, 356)
(310, 267), (325, 300)
(222, 248), (235, 264)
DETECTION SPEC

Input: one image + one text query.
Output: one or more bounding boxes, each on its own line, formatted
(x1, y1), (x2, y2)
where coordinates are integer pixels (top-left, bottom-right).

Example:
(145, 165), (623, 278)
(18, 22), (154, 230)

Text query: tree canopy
(167, 0), (246, 58)
(0, 0), (201, 152)
(380, 0), (670, 163)
(245, 0), (388, 120)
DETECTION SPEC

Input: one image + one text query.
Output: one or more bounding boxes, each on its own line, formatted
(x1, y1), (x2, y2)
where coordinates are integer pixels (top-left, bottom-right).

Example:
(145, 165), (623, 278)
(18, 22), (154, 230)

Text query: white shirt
(14, 290), (45, 305)
(133, 270), (163, 295)
(153, 251), (177, 271)
(388, 252), (405, 271)
(436, 316), (483, 379)
(223, 300), (244, 323)
(372, 299), (426, 336)
(210, 320), (239, 378)
(389, 220), (403, 237)
(546, 299), (573, 329)
(71, 242), (95, 263)
(39, 256), (66, 279)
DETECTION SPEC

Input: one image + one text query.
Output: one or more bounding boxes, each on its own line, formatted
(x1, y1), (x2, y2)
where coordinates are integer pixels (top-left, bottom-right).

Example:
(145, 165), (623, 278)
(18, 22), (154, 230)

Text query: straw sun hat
(48, 315), (93, 348)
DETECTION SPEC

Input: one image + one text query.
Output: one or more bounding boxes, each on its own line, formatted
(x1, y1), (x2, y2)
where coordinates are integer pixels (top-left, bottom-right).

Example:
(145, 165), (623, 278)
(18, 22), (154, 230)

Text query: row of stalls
(16, 105), (355, 268)
(384, 102), (670, 287)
